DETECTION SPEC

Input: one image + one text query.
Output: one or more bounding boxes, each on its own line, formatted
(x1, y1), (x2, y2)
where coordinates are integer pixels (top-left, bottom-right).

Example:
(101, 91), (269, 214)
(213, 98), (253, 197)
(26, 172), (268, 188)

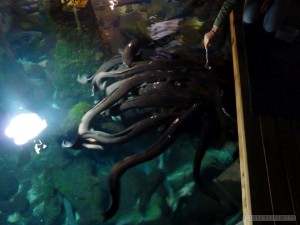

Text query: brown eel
(101, 102), (202, 221)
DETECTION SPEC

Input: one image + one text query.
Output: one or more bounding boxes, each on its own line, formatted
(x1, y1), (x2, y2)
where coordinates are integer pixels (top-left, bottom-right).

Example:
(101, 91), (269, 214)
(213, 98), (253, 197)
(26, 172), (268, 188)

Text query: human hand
(203, 27), (218, 49)
(260, 0), (274, 13)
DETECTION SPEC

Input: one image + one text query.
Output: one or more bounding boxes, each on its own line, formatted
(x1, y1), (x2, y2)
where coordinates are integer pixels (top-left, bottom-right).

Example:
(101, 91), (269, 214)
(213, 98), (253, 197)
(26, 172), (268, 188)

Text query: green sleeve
(213, 0), (239, 28)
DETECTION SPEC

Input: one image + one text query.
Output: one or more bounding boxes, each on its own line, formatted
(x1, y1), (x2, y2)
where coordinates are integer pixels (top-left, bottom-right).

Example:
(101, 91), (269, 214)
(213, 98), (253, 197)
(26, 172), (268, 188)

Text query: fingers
(203, 26), (218, 49)
(203, 33), (210, 49)
(203, 30), (216, 49)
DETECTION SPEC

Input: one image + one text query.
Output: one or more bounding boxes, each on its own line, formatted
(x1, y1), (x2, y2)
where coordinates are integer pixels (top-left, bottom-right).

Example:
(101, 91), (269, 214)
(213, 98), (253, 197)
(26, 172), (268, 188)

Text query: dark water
(0, 0), (241, 224)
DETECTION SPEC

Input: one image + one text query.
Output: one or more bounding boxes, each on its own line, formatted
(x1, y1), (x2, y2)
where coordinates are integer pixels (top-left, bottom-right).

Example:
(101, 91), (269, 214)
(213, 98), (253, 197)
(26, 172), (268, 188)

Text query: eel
(78, 70), (195, 135)
(77, 55), (123, 84)
(101, 102), (202, 222)
(80, 112), (179, 145)
(137, 80), (212, 99)
(107, 94), (194, 115)
(121, 39), (139, 68)
(88, 59), (204, 93)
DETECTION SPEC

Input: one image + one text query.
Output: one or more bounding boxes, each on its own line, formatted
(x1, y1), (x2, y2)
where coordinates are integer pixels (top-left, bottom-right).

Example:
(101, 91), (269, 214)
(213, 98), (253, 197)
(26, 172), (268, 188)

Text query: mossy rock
(60, 102), (92, 134)
(52, 32), (101, 107)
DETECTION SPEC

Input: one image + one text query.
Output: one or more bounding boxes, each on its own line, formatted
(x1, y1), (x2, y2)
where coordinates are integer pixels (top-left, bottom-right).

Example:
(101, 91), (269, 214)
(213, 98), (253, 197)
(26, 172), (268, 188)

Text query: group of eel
(62, 39), (236, 222)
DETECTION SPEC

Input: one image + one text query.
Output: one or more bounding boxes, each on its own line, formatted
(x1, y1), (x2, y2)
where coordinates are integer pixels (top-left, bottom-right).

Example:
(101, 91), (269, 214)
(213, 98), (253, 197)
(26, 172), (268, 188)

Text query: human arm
(204, 0), (238, 49)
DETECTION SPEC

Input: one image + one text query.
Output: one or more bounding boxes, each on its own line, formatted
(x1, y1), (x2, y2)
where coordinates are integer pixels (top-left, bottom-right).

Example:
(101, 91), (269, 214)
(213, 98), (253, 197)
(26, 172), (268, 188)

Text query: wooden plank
(259, 116), (296, 224)
(276, 118), (300, 221)
(229, 11), (252, 223)
(230, 4), (274, 224)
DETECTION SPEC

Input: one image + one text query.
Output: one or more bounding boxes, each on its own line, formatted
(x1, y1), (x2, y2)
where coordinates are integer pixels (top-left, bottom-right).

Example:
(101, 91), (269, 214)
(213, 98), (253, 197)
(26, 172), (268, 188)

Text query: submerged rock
(0, 171), (19, 201)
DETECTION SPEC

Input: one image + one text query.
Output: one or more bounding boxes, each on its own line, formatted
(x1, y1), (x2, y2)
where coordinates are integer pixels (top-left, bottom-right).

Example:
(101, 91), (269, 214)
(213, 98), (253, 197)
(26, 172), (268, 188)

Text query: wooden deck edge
(229, 12), (253, 225)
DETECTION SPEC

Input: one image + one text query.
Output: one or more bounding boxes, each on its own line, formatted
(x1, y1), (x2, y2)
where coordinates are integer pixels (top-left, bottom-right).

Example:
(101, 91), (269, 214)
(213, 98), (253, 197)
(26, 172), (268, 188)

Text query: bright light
(5, 113), (47, 145)
(109, 0), (118, 10)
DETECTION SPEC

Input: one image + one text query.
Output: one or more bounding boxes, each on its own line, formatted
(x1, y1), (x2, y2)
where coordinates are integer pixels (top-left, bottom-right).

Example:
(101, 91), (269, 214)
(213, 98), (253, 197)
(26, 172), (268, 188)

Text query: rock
(0, 171), (19, 201)
(11, 192), (30, 213)
(43, 194), (64, 225)
(47, 158), (105, 224)
(0, 200), (15, 214)
(0, 191), (30, 215)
